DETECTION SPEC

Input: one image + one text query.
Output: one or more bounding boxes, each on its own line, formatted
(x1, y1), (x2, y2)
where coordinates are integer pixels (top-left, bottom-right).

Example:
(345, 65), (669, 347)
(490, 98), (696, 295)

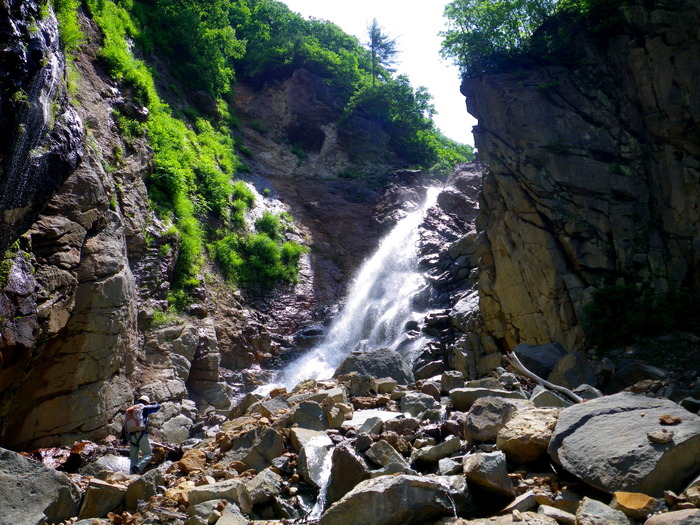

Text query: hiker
(124, 395), (161, 474)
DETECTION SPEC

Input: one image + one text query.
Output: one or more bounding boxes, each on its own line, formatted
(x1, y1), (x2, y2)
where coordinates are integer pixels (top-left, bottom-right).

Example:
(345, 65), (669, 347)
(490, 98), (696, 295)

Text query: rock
(295, 431), (333, 488)
(179, 449), (208, 473)
(187, 479), (252, 514)
(438, 457), (463, 475)
(547, 352), (597, 390)
(548, 393), (700, 496)
(217, 503), (250, 524)
(682, 472), (700, 506)
(400, 391), (439, 417)
(450, 388), (527, 412)
(644, 509), (700, 525)
(411, 435), (462, 464)
(0, 447), (81, 525)
(530, 385), (572, 408)
(513, 343), (567, 378)
(125, 467), (165, 512)
(538, 505), (576, 525)
(326, 444), (372, 505)
(246, 468), (284, 505)
(80, 454), (131, 476)
(78, 478), (128, 519)
(161, 414), (194, 444)
(500, 490), (537, 514)
(496, 407), (558, 464)
(318, 474), (463, 525)
(358, 416), (385, 435)
(334, 347), (414, 385)
(366, 440), (411, 471)
(371, 377), (398, 394)
(383, 416), (421, 436)
(463, 397), (528, 442)
(462, 451), (515, 499)
(441, 370), (465, 393)
(576, 497), (633, 525)
(609, 363), (670, 392)
(342, 409), (404, 431)
(610, 492), (664, 521)
(220, 427), (284, 473)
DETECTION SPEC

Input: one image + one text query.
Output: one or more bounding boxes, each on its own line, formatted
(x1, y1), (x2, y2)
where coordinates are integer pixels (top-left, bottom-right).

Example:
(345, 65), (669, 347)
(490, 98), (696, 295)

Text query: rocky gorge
(1, 0), (700, 524)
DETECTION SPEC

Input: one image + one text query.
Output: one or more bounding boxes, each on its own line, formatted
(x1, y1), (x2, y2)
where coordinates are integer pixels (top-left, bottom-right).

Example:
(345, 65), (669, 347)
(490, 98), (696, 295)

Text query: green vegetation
(53, 0), (474, 303)
(441, 0), (626, 77)
(585, 283), (700, 351)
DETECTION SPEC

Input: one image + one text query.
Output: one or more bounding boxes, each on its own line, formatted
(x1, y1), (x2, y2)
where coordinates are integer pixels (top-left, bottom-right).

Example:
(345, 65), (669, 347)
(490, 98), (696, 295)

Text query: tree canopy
(366, 18), (398, 86)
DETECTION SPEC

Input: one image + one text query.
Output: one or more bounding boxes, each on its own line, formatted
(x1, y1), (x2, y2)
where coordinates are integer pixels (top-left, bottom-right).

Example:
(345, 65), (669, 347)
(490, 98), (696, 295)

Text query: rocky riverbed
(2, 344), (699, 525)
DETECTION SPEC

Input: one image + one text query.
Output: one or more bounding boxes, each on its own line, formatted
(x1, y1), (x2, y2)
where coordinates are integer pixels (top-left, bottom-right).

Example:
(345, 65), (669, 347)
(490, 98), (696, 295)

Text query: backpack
(124, 404), (146, 433)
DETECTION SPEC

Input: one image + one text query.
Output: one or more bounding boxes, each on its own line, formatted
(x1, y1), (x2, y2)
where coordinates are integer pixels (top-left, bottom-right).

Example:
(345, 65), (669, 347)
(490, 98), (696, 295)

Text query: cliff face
(463, 1), (700, 350)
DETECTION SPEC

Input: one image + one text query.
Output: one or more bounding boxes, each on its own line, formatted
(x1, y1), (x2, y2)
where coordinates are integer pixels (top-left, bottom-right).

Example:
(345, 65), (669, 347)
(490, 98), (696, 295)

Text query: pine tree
(367, 18), (398, 86)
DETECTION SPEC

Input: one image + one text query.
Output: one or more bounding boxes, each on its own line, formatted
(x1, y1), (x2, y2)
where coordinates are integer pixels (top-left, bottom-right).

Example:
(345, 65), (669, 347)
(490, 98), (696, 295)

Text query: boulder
(610, 492), (664, 521)
(366, 440), (411, 471)
(463, 397), (528, 442)
(400, 391), (439, 417)
(450, 387), (527, 411)
(410, 435), (462, 464)
(318, 474), (462, 525)
(644, 509), (700, 525)
(548, 393), (700, 496)
(283, 401), (328, 430)
(187, 479), (252, 514)
(179, 449), (208, 474)
(462, 451), (515, 499)
(78, 478), (128, 519)
(334, 347), (414, 385)
(441, 370), (465, 393)
(530, 385), (572, 408)
(538, 505), (576, 525)
(220, 427), (284, 473)
(496, 407), (559, 463)
(371, 377), (398, 394)
(294, 430), (333, 488)
(0, 447), (81, 525)
(79, 454), (131, 476)
(326, 444), (372, 505)
(246, 468), (284, 505)
(125, 467), (165, 512)
(547, 352), (597, 390)
(576, 497), (633, 525)
(608, 362), (670, 392)
(513, 343), (567, 378)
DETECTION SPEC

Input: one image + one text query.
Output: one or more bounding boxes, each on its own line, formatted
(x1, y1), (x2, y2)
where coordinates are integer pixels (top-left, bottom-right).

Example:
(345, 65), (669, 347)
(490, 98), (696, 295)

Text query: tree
(440, 0), (556, 76)
(366, 18), (398, 86)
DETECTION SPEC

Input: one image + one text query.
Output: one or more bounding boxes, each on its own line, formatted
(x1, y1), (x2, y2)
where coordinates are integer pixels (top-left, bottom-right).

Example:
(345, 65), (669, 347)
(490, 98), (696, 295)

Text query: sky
(280, 0), (478, 146)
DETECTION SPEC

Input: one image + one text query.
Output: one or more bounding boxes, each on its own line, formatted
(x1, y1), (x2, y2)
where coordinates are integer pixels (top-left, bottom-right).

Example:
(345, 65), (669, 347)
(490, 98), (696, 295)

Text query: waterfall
(277, 187), (441, 390)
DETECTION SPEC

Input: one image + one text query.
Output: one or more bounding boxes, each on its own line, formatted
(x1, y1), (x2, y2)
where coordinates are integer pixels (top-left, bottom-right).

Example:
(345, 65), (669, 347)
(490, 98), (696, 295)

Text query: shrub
(255, 211), (281, 240)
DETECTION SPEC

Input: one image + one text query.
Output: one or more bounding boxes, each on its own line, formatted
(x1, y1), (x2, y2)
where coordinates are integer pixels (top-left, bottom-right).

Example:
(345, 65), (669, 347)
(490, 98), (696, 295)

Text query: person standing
(124, 395), (161, 474)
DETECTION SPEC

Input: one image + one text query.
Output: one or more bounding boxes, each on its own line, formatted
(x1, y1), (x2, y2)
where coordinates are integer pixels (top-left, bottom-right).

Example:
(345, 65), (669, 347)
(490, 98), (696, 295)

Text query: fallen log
(504, 351), (583, 404)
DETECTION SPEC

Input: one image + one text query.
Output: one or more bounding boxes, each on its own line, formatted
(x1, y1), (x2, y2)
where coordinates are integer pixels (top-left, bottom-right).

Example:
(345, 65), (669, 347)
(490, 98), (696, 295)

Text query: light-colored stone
(78, 478), (128, 519)
(576, 497), (633, 525)
(496, 407), (558, 464)
(644, 509), (700, 525)
(450, 388), (527, 412)
(187, 479), (252, 514)
(462, 451), (515, 499)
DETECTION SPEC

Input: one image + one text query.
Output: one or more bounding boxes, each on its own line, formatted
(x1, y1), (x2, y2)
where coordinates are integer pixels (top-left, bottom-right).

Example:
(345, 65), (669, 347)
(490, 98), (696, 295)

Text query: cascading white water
(277, 186), (441, 390)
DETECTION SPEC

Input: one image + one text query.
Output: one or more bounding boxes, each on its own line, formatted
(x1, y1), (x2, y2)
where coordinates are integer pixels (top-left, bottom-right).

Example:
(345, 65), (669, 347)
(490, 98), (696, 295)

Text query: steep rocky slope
(463, 1), (700, 350)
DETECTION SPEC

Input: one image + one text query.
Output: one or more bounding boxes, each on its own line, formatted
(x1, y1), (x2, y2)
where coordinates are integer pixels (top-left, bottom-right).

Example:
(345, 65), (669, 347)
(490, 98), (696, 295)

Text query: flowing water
(276, 186), (441, 391)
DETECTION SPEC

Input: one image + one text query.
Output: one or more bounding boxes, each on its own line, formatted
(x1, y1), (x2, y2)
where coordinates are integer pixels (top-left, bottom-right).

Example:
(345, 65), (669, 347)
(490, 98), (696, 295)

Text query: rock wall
(463, 1), (700, 350)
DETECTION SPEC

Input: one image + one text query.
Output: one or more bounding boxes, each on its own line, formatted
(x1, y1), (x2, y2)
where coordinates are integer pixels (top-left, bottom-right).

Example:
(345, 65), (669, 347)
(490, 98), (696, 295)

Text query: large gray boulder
(318, 474), (462, 525)
(0, 447), (82, 525)
(334, 347), (414, 385)
(548, 393), (700, 496)
(514, 343), (567, 378)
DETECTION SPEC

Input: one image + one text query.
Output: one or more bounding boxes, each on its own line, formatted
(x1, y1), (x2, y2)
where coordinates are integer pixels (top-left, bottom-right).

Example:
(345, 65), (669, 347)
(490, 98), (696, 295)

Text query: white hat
(137, 395), (150, 404)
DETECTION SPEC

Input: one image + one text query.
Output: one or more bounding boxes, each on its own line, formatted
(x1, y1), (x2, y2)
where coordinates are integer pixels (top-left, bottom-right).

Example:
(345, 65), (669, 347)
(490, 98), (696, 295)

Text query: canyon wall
(464, 1), (700, 351)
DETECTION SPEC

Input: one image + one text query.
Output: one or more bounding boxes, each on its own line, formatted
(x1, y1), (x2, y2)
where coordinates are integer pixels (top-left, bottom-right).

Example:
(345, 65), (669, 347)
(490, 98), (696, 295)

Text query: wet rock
(79, 454), (131, 476)
(576, 497), (633, 525)
(319, 474), (463, 525)
(292, 429), (333, 488)
(326, 443), (372, 505)
(462, 451), (515, 499)
(548, 393), (700, 496)
(335, 347), (414, 385)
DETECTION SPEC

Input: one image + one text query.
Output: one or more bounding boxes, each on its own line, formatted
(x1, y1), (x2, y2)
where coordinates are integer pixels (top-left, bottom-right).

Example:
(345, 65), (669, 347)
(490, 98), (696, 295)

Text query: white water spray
(277, 187), (441, 390)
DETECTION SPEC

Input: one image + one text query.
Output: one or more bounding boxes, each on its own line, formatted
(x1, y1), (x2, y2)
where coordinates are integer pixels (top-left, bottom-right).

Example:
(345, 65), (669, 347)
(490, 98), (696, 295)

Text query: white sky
(280, 0), (477, 146)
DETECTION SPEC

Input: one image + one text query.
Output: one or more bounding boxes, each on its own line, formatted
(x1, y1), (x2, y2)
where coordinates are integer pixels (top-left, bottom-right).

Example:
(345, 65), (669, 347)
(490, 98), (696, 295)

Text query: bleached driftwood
(504, 351), (583, 404)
